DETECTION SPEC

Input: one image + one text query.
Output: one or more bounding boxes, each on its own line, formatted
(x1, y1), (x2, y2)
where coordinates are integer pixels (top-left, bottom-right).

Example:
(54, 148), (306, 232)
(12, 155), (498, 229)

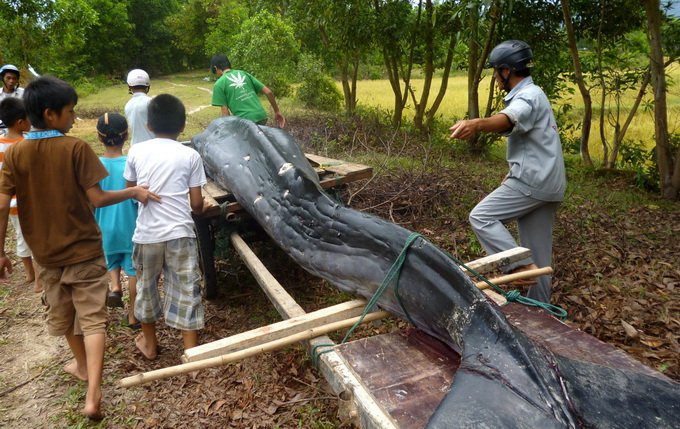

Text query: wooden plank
(200, 189), (219, 207)
(229, 232), (399, 428)
(184, 299), (369, 362)
(203, 180), (230, 200)
(336, 329), (460, 429)
(121, 310), (391, 388)
(502, 304), (671, 381)
(463, 247), (532, 275)
(305, 153), (373, 180)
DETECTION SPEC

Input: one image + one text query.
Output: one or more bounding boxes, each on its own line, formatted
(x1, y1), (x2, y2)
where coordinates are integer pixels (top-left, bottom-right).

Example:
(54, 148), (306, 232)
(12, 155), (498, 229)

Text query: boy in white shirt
(124, 69), (155, 145)
(124, 94), (211, 359)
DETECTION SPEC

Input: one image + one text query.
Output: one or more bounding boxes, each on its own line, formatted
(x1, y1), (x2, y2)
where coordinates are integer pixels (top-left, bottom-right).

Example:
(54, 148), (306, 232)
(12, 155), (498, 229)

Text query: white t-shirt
(124, 138), (207, 244)
(124, 92), (155, 145)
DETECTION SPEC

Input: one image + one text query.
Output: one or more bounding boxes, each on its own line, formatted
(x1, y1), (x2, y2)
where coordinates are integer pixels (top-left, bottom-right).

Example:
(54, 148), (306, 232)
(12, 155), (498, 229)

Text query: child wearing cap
(0, 97), (40, 291)
(0, 76), (160, 419)
(124, 69), (155, 145)
(94, 112), (140, 329)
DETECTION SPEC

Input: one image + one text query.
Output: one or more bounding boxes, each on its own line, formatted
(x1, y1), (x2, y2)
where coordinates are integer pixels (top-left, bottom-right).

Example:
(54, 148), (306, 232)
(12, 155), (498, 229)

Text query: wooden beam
(475, 267), (553, 290)
(229, 232), (399, 428)
(463, 247), (532, 275)
(184, 299), (368, 362)
(305, 153), (373, 181)
(120, 310), (391, 388)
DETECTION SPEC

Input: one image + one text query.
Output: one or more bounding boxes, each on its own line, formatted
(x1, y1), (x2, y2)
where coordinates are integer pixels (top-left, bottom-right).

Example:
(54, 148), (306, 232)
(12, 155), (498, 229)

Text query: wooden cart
(193, 153), (373, 298)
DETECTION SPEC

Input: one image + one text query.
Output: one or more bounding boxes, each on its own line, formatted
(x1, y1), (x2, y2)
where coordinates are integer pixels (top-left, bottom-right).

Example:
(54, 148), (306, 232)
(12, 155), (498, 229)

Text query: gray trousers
(469, 184), (560, 303)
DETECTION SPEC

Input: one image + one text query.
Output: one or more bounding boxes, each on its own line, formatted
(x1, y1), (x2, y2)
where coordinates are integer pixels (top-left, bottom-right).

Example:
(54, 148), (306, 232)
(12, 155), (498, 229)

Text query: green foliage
(617, 139), (660, 191)
(296, 54), (342, 112)
(204, 0), (249, 57)
(167, 0), (221, 68)
(226, 11), (299, 97)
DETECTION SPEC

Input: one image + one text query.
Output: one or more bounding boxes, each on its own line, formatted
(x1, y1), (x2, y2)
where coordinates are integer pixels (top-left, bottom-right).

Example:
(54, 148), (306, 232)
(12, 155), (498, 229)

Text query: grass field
(348, 64), (680, 159)
(73, 65), (680, 162)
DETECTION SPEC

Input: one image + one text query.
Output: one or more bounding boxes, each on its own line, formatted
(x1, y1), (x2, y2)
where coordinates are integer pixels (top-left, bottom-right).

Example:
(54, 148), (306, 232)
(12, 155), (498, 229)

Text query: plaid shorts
(132, 238), (204, 331)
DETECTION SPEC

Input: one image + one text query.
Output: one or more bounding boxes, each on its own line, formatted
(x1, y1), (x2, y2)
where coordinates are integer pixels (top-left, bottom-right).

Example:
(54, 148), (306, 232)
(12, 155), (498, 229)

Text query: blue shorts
(105, 252), (135, 276)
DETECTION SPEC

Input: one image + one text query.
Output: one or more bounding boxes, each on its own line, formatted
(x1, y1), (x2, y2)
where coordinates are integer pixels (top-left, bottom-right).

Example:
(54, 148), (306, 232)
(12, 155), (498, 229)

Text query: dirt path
(0, 240), (343, 428)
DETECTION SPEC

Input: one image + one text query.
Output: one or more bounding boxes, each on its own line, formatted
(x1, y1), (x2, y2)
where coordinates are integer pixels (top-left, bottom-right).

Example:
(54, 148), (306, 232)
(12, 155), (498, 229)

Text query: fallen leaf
(621, 320), (639, 339)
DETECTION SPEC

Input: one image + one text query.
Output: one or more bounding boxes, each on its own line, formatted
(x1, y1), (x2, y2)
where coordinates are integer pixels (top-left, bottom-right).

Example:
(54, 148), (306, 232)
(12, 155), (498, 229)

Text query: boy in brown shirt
(0, 76), (160, 419)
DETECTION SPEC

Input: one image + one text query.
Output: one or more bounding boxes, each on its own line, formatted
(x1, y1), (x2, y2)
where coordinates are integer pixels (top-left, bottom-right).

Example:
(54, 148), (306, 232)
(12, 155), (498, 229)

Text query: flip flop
(106, 291), (124, 308)
(122, 314), (141, 330)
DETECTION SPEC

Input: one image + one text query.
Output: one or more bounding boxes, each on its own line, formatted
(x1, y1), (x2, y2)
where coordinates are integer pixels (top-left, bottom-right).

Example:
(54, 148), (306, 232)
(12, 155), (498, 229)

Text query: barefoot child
(94, 113), (140, 328)
(124, 94), (211, 360)
(0, 76), (161, 419)
(0, 97), (40, 291)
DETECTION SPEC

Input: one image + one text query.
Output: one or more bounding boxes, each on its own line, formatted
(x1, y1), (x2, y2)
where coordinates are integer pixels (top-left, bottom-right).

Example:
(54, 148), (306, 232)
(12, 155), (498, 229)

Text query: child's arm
(189, 186), (212, 215)
(0, 193), (14, 281)
(86, 183), (161, 208)
(220, 105), (231, 117)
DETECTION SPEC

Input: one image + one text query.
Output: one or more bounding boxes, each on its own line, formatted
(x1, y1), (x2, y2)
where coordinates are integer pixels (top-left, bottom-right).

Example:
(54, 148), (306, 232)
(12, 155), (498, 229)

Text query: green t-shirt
(211, 70), (267, 123)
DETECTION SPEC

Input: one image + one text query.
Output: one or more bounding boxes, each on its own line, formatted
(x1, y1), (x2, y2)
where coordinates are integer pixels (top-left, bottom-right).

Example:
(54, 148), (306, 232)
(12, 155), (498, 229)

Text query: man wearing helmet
(124, 69), (155, 145)
(449, 40), (566, 303)
(0, 65), (23, 101)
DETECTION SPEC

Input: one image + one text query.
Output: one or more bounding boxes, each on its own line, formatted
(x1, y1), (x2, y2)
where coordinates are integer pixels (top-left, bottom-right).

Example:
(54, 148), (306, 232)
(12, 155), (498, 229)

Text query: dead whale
(192, 116), (680, 428)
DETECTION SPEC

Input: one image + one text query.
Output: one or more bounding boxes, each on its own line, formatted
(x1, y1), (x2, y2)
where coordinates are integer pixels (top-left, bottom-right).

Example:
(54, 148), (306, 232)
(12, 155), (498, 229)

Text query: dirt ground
(0, 116), (678, 428)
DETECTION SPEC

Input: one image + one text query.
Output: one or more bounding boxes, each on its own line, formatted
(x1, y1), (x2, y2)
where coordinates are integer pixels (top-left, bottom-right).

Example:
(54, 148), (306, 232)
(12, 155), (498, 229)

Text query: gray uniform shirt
(499, 77), (566, 202)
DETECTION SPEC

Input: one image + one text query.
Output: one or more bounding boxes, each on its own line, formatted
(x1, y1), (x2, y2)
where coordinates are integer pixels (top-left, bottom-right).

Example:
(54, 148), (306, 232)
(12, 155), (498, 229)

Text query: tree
(228, 11), (299, 97)
(126, 0), (182, 74)
(561, 0), (594, 167)
(299, 0), (374, 113)
(644, 0), (680, 199)
(167, 0), (221, 68)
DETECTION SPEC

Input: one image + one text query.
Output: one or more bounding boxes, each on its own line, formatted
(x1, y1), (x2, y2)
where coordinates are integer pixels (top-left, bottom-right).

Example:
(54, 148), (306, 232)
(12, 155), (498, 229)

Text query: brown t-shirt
(0, 135), (109, 267)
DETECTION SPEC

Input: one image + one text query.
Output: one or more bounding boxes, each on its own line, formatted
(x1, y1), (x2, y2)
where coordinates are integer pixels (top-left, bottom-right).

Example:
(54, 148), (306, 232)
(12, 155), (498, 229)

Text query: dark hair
(23, 76), (78, 129)
(148, 94), (185, 135)
(0, 97), (27, 128)
(515, 68), (531, 78)
(97, 112), (128, 146)
(210, 54), (231, 73)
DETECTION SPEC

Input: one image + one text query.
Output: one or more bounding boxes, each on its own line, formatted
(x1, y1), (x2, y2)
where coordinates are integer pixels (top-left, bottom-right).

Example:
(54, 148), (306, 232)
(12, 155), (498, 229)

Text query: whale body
(193, 117), (680, 428)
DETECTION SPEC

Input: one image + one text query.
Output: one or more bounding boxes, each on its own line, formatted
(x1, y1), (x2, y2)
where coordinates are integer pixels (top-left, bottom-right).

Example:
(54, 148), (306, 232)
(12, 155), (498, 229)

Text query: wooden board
(336, 303), (670, 428)
(337, 329), (460, 429)
(305, 153), (373, 182)
(502, 303), (670, 380)
(184, 299), (369, 362)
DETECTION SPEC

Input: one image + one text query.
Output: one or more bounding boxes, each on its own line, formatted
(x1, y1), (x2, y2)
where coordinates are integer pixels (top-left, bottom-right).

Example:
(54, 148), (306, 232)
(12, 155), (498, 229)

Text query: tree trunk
(560, 0), (594, 168)
(644, 0), (679, 199)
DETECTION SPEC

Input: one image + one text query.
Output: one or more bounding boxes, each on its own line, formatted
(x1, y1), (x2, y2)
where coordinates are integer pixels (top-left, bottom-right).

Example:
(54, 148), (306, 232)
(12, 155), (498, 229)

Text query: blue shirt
(94, 157), (137, 255)
(499, 77), (566, 201)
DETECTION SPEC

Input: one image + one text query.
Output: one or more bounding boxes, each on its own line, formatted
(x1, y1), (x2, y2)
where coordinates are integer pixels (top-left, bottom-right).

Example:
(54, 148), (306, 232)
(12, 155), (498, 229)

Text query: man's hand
(132, 185), (161, 206)
(274, 112), (286, 128)
(449, 119), (478, 140)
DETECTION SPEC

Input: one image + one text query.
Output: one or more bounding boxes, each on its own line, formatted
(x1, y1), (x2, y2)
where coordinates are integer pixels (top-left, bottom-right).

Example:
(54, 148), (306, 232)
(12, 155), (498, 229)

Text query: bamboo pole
(119, 310), (390, 388)
(474, 267), (553, 290)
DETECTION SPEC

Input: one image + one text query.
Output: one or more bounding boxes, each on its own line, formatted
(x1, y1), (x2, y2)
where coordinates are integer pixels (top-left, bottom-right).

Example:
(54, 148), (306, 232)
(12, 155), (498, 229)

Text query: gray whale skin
(192, 117), (680, 428)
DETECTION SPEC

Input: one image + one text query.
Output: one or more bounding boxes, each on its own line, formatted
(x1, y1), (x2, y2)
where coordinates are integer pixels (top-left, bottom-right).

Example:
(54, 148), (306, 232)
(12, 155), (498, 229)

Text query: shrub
(296, 54), (342, 112)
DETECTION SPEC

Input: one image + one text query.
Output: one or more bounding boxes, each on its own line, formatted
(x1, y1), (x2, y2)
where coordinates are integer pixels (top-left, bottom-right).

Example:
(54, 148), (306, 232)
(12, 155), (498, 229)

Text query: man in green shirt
(210, 54), (285, 128)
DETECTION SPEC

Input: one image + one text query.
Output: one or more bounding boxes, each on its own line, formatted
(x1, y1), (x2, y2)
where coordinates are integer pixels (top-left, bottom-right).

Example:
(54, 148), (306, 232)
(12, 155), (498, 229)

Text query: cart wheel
(195, 217), (218, 299)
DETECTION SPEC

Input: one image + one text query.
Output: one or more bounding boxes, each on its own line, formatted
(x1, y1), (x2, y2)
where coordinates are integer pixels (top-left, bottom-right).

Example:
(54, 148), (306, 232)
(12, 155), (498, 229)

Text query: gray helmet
(486, 40), (533, 71)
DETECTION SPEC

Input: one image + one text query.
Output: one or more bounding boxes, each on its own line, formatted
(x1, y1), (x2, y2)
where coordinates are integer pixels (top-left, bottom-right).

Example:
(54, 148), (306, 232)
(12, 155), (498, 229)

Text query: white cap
(126, 69), (150, 86)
